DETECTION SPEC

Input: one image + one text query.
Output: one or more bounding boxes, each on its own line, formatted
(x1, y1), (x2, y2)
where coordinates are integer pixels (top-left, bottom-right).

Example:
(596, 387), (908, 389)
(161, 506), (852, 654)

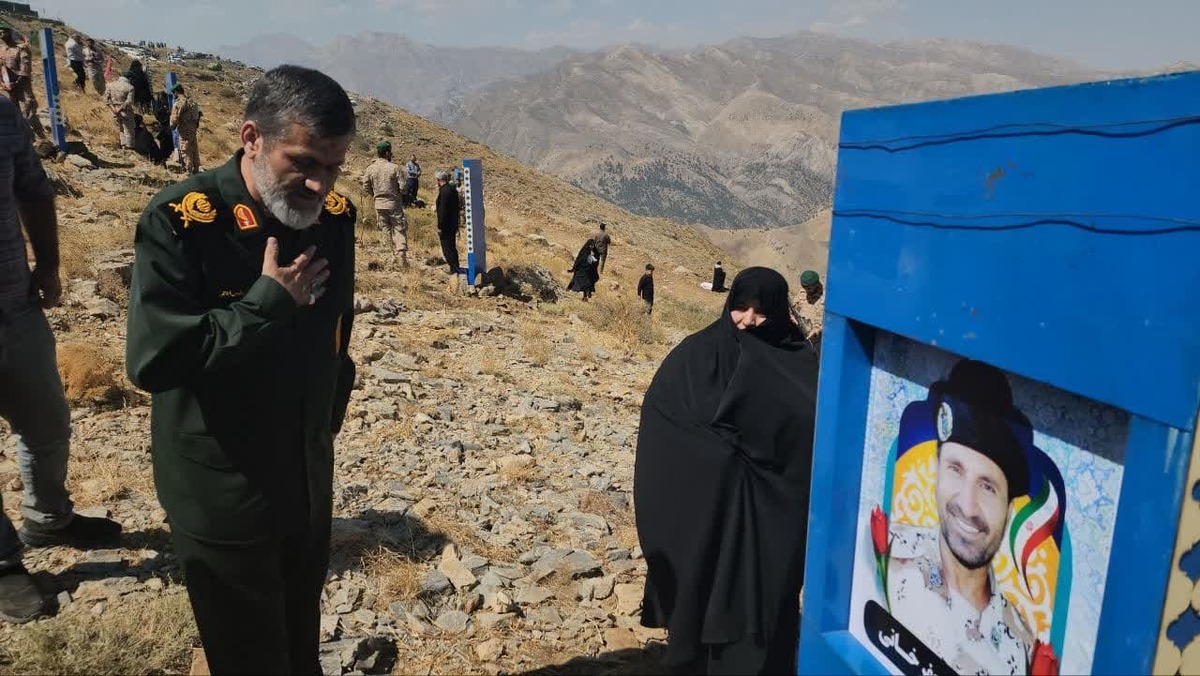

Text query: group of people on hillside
(0, 57), (830, 676)
(104, 59), (203, 174)
(0, 22), (201, 174)
(567, 222), (613, 300)
(360, 137), (452, 272)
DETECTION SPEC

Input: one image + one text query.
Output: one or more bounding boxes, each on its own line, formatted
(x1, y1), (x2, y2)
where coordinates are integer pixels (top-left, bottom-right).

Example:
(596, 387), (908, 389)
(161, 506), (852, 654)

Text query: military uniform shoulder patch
(233, 203), (259, 232)
(323, 190), (355, 220)
(168, 191), (219, 230)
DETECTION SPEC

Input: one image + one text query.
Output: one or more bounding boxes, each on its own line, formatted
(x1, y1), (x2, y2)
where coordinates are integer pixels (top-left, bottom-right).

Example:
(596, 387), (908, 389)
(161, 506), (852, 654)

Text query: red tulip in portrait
(1030, 640), (1059, 676)
(870, 504), (892, 612)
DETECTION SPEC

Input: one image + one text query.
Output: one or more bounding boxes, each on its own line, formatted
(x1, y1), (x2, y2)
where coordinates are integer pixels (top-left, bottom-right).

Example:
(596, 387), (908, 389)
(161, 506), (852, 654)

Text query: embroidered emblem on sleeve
(169, 191), (218, 229)
(324, 190), (349, 216)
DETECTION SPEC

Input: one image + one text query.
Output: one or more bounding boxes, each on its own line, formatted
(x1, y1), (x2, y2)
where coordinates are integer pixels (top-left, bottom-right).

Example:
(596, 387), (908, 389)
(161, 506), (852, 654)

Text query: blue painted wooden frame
(798, 71), (1200, 675)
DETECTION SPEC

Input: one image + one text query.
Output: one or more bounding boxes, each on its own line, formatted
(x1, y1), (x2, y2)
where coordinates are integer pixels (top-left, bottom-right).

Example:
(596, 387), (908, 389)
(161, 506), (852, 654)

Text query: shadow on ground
(519, 643), (670, 676)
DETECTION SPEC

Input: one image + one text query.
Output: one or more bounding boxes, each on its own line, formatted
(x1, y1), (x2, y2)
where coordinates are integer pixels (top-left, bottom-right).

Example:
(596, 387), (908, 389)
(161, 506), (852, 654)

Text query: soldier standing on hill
(82, 38), (105, 96)
(361, 140), (409, 267)
(168, 83), (202, 175)
(0, 96), (123, 624)
(103, 70), (136, 149)
(791, 270), (825, 356)
(125, 65), (358, 673)
(0, 24), (44, 138)
(591, 222), (612, 275)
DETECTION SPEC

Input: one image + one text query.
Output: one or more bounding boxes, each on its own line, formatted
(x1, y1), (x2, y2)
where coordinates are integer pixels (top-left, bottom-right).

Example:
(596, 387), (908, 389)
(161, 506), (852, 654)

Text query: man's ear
(240, 121), (262, 158)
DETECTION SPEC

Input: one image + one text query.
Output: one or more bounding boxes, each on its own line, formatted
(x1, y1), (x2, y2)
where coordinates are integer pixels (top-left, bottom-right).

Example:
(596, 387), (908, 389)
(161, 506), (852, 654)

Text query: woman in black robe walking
(567, 239), (600, 301)
(635, 267), (819, 675)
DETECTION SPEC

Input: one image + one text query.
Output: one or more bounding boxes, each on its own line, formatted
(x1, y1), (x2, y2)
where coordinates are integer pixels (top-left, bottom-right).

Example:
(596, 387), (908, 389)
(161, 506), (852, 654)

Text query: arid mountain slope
(445, 32), (1112, 229)
(218, 32), (577, 118)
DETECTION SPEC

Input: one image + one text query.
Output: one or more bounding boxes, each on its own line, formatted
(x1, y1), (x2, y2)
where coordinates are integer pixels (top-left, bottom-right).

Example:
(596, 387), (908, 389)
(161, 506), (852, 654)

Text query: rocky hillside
(217, 32), (578, 119)
(0, 14), (748, 676)
(444, 32), (1112, 229)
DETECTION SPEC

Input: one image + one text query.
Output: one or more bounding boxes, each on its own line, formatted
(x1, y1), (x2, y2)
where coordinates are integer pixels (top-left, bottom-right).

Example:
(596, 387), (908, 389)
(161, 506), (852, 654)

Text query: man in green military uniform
(125, 65), (358, 674)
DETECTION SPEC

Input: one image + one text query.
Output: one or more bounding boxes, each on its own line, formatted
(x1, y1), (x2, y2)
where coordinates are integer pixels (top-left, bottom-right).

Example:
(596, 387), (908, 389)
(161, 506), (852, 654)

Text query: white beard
(251, 153), (323, 230)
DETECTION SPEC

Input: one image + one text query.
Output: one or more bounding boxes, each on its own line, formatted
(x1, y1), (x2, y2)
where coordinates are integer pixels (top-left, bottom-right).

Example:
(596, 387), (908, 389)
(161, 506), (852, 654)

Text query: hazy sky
(29, 0), (1199, 70)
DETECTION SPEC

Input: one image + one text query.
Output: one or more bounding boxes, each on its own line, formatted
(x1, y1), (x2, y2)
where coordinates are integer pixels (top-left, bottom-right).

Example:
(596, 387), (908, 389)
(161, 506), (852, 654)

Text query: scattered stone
(439, 544), (478, 590)
(562, 550), (601, 578)
(614, 583), (643, 616)
(320, 614), (341, 642)
(66, 154), (96, 169)
(435, 609), (471, 634)
(603, 627), (640, 651)
(462, 591), (484, 614)
(475, 612), (517, 629)
(476, 637), (505, 662)
(525, 606), (562, 625)
(419, 570), (452, 595)
(516, 585), (553, 605)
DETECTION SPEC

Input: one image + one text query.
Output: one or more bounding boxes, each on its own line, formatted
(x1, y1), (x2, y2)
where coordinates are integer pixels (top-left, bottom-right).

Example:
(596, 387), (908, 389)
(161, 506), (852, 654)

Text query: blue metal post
(165, 71), (179, 162)
(38, 27), (67, 152)
(462, 159), (487, 286)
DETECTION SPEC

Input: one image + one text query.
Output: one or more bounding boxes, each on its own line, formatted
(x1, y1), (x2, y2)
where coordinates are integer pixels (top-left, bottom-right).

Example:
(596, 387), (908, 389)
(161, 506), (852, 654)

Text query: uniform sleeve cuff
(244, 275), (298, 320)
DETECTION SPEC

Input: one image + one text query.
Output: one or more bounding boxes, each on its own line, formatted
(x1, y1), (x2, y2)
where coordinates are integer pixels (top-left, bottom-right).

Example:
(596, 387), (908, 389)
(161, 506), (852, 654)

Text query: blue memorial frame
(798, 71), (1200, 675)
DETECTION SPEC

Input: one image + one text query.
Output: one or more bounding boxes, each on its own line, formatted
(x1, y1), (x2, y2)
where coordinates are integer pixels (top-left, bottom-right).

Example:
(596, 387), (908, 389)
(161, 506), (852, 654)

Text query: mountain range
(220, 31), (1120, 231)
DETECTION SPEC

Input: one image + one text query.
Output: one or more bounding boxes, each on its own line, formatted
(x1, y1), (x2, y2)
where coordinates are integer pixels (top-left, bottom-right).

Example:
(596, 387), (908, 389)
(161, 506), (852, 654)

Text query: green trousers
(171, 516), (331, 675)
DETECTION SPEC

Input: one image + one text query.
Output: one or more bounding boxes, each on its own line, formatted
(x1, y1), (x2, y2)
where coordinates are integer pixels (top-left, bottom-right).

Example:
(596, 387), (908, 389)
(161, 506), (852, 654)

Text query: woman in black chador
(635, 267), (819, 675)
(567, 238), (600, 301)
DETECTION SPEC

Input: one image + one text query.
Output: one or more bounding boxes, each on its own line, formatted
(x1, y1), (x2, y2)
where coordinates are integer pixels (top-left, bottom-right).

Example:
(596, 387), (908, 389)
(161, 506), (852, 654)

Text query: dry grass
(362, 546), (426, 605)
(424, 512), (510, 564)
(524, 339), (552, 366)
(3, 590), (196, 675)
(60, 221), (136, 283)
(577, 295), (654, 348)
(57, 343), (126, 409)
(498, 462), (540, 485)
(67, 449), (156, 505)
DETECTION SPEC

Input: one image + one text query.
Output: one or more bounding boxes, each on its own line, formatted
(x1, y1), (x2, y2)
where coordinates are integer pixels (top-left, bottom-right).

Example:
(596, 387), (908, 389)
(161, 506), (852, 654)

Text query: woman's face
(730, 303), (768, 330)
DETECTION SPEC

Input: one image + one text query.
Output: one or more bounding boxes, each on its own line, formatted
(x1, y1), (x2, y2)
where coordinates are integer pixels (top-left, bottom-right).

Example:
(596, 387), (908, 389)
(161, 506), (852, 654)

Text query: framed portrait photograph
(847, 332), (1129, 676)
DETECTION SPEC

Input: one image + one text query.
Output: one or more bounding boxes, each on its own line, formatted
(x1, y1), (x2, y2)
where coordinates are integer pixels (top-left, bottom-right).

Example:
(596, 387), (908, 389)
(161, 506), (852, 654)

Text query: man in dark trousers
(435, 169), (460, 275)
(637, 263), (655, 314)
(125, 65), (358, 674)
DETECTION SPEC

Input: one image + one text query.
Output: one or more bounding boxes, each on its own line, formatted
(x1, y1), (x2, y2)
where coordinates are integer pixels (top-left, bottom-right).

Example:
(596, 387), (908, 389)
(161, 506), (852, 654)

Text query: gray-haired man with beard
(125, 65), (357, 674)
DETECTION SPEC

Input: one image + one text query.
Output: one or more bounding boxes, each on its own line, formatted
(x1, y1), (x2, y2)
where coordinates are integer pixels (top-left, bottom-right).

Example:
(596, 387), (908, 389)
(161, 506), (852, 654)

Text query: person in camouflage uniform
(125, 65), (357, 674)
(0, 24), (44, 138)
(360, 140), (409, 266)
(82, 38), (105, 96)
(791, 270), (825, 356)
(103, 71), (136, 149)
(168, 83), (202, 175)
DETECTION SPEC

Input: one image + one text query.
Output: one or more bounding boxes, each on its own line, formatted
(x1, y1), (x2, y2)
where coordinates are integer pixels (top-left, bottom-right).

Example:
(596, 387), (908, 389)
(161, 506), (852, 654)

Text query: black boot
(0, 565), (47, 623)
(19, 514), (122, 550)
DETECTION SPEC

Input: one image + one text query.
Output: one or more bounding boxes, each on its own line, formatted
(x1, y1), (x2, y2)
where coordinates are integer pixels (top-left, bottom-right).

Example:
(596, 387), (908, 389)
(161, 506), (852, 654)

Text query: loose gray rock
(562, 550), (601, 578)
(419, 570), (452, 595)
(435, 609), (471, 634)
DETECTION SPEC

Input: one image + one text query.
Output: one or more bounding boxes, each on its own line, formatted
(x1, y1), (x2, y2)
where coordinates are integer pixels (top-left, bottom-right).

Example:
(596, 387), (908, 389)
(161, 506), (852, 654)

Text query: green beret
(376, 141), (392, 153)
(800, 270), (820, 288)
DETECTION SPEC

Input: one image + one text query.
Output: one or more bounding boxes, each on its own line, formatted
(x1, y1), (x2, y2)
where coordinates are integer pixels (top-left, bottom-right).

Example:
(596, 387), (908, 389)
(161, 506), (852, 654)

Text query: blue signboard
(798, 71), (1200, 676)
(38, 27), (66, 151)
(462, 158), (487, 286)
